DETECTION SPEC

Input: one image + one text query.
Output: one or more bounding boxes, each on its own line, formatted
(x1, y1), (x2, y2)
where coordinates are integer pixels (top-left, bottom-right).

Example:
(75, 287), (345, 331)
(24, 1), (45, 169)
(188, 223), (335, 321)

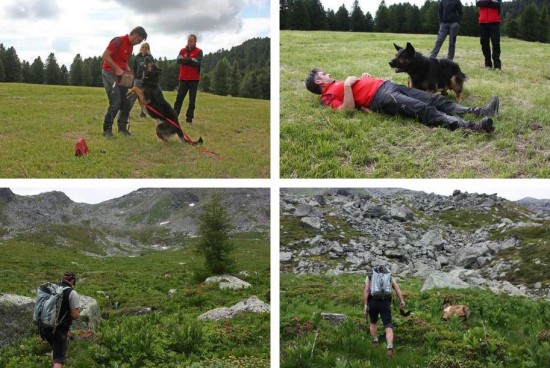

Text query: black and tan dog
(389, 42), (467, 102)
(127, 58), (189, 143)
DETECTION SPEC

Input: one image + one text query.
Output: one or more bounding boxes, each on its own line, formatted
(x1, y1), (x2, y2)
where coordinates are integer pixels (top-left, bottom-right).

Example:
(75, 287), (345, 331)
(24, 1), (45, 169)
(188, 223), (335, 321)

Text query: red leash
(144, 104), (222, 159)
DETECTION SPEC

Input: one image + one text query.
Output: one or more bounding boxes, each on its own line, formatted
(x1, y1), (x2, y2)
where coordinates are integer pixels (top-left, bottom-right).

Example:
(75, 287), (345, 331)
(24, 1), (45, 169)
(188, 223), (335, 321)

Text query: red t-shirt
(321, 77), (385, 109)
(102, 35), (133, 73)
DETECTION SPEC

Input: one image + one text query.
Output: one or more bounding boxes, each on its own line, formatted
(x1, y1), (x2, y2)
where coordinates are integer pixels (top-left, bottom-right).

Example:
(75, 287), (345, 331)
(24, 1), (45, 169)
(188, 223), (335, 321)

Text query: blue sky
(0, 0), (270, 67)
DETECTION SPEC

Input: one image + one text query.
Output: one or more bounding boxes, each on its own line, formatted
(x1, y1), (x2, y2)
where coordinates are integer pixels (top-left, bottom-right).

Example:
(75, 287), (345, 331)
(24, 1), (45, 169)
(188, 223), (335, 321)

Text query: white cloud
(0, 0), (270, 66)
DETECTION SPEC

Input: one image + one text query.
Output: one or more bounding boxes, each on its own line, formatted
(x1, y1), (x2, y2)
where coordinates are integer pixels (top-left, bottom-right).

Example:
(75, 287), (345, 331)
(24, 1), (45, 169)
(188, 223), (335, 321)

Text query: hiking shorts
(367, 297), (393, 328)
(40, 326), (69, 364)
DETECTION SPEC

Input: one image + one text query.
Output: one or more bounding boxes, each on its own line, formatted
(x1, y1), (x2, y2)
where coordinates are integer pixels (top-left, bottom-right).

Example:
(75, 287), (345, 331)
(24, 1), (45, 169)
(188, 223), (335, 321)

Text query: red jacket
(102, 35), (133, 73)
(177, 46), (203, 81)
(477, 0), (501, 23)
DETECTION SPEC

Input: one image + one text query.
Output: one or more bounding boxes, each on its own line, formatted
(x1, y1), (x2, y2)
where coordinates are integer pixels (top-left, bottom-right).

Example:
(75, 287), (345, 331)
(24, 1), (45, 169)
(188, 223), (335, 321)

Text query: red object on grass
(75, 138), (89, 156)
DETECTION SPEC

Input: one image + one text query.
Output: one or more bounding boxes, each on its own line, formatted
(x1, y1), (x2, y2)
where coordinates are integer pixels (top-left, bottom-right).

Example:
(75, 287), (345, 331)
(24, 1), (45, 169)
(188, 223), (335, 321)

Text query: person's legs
(185, 80), (200, 123)
(447, 22), (460, 60)
(490, 23), (501, 69)
(429, 23), (450, 58)
(374, 84), (464, 130)
(173, 80), (190, 117)
(51, 330), (68, 368)
(117, 86), (133, 135)
(102, 70), (121, 137)
(480, 24), (492, 67)
(368, 299), (380, 346)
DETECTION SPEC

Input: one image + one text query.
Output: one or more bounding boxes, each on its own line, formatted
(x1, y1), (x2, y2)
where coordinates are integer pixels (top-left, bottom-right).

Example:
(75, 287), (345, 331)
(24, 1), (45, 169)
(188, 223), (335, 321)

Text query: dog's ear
(405, 42), (415, 54)
(393, 43), (402, 51)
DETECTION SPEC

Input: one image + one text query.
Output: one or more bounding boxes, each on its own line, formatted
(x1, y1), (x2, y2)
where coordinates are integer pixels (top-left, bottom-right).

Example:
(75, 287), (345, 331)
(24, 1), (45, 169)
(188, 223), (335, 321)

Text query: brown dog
(442, 301), (470, 321)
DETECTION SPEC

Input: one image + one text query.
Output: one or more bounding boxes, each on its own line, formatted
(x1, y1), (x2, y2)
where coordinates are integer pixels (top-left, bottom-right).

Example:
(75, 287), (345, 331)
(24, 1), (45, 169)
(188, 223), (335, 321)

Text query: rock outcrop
(197, 296), (270, 321)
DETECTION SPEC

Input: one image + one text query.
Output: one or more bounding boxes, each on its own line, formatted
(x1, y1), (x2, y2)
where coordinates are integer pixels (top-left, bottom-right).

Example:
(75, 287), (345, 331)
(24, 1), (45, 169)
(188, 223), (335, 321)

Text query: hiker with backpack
(34, 272), (80, 368)
(364, 265), (405, 358)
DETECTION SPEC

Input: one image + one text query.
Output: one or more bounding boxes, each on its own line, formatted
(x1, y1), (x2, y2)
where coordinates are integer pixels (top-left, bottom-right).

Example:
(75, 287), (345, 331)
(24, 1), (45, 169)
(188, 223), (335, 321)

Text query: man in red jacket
(101, 26), (147, 137)
(305, 68), (499, 133)
(173, 34), (203, 124)
(477, 0), (501, 70)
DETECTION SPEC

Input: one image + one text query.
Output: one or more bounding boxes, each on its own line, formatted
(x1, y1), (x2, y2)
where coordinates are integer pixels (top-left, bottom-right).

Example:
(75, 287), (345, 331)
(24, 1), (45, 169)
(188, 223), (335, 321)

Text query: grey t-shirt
(68, 290), (80, 311)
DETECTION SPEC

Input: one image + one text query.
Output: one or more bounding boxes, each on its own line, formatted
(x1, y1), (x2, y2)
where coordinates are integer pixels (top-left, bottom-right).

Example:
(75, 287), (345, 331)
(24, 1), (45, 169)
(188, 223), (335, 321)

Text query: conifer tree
(29, 56), (45, 84)
(3, 46), (22, 82)
(45, 52), (61, 85)
(195, 193), (234, 275)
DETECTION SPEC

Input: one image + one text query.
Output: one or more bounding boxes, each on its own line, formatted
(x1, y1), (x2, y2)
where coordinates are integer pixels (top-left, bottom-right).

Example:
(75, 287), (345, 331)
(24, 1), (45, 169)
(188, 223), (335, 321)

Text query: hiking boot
(118, 128), (132, 136)
(387, 348), (394, 358)
(186, 118), (193, 124)
(467, 117), (494, 133)
(373, 338), (379, 348)
(478, 96), (499, 117)
(103, 130), (114, 138)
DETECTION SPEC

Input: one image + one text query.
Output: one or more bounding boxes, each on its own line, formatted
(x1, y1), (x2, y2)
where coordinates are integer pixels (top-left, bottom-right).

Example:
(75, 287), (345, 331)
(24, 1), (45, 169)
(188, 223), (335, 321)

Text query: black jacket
(439, 0), (463, 24)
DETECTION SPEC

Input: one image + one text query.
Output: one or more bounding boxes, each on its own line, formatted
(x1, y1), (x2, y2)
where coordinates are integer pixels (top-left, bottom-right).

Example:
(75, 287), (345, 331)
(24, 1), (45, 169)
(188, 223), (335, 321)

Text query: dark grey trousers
(102, 70), (133, 132)
(429, 22), (460, 60)
(370, 81), (476, 130)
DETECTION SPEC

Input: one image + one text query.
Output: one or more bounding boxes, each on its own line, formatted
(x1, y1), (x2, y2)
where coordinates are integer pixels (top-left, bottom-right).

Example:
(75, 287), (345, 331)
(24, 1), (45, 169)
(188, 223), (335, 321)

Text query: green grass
(0, 83), (269, 178)
(0, 232), (270, 367)
(280, 31), (550, 178)
(281, 274), (550, 367)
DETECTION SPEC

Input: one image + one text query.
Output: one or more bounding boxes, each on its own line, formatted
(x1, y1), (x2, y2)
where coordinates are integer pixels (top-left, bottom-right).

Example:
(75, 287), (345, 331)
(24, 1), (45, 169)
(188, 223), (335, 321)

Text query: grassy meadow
(280, 31), (550, 178)
(0, 232), (270, 367)
(280, 274), (550, 368)
(0, 84), (270, 178)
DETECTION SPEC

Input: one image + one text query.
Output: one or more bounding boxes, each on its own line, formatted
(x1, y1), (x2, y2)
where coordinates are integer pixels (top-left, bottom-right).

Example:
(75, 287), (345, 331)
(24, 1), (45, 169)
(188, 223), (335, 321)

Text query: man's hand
(361, 73), (373, 78)
(344, 76), (359, 87)
(360, 107), (372, 114)
(399, 301), (406, 310)
(364, 303), (369, 315)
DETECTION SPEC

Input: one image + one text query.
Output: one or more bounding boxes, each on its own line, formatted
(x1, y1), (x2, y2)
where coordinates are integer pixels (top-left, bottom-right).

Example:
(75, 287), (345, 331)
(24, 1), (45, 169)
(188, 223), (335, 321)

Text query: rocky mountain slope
(0, 188), (269, 255)
(280, 188), (550, 299)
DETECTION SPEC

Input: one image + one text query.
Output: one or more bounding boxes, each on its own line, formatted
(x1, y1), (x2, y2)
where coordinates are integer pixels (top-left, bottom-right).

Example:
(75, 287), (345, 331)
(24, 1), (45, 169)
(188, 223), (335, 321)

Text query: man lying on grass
(305, 68), (499, 133)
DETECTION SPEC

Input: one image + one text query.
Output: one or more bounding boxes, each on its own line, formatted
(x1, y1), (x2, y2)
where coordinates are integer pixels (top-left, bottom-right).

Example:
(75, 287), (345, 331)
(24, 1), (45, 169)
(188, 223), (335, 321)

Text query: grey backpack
(370, 266), (392, 299)
(33, 283), (71, 331)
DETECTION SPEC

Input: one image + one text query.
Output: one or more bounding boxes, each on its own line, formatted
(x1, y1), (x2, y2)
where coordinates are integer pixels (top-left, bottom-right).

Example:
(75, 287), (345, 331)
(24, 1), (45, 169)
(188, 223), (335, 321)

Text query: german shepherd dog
(389, 42), (467, 102)
(127, 58), (186, 143)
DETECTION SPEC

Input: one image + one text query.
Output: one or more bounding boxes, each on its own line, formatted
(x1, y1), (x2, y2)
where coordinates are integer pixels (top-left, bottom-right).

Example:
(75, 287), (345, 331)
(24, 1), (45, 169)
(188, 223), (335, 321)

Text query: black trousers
(173, 80), (199, 122)
(480, 23), (501, 68)
(370, 81), (475, 130)
(368, 297), (393, 329)
(39, 326), (69, 364)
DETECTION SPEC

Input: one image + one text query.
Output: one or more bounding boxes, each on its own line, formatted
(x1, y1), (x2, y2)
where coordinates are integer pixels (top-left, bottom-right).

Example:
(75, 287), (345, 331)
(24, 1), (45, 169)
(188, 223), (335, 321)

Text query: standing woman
(132, 42), (153, 117)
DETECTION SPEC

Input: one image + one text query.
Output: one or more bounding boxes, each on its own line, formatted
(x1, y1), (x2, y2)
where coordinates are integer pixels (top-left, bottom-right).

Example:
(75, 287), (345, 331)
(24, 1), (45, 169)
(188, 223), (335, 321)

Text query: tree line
(280, 0), (550, 44)
(0, 37), (270, 100)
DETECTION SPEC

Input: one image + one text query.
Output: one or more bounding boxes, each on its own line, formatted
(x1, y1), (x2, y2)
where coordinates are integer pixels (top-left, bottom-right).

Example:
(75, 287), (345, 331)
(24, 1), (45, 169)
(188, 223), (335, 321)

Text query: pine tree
(520, 3), (539, 42)
(195, 193), (234, 275)
(21, 61), (31, 83)
(70, 54), (85, 86)
(229, 61), (241, 97)
(3, 46), (22, 82)
(350, 0), (367, 32)
(335, 5), (350, 31)
(538, 6), (549, 43)
(375, 1), (389, 33)
(45, 52), (61, 85)
(59, 65), (69, 85)
(307, 0), (327, 30)
(29, 57), (45, 84)
(211, 57), (231, 96)
(0, 57), (5, 82)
